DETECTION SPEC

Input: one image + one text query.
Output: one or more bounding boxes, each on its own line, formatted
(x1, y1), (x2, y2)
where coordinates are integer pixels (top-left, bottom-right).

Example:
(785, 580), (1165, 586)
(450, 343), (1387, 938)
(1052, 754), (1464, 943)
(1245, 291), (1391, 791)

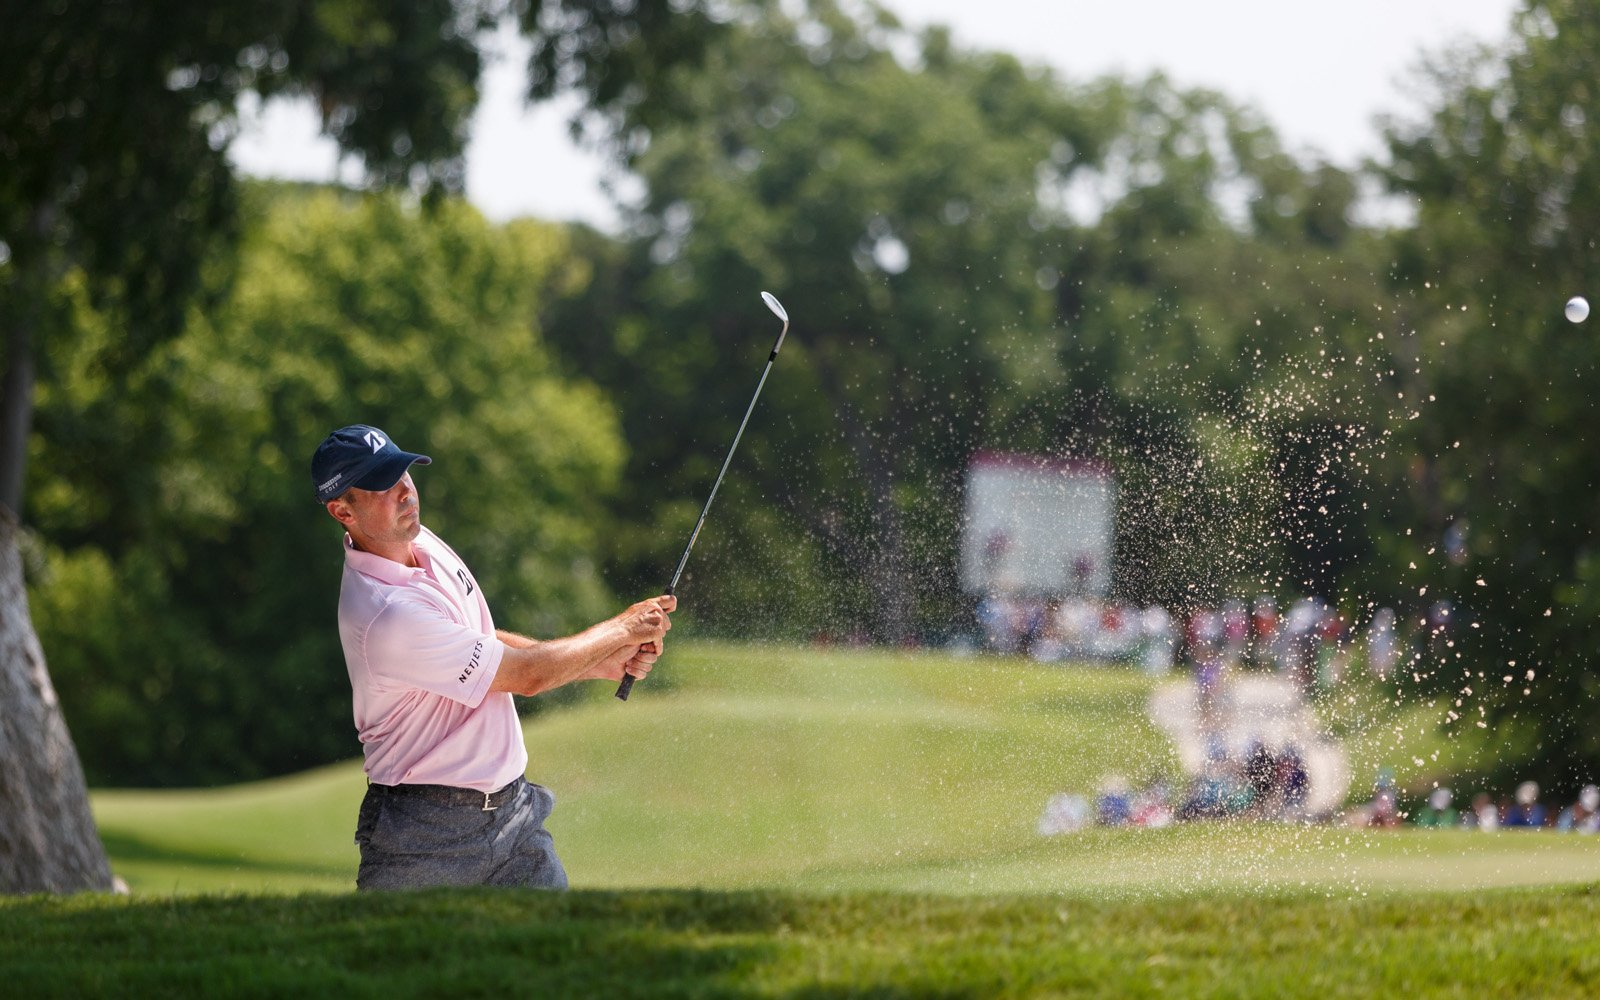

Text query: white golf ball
(1566, 295), (1590, 323)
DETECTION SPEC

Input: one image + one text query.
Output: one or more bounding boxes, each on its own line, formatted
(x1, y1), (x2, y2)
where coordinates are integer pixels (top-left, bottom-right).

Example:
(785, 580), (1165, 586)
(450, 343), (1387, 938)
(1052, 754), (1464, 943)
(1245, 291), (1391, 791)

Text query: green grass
(52, 643), (1600, 996)
(4, 886), (1599, 998)
(89, 642), (1600, 898)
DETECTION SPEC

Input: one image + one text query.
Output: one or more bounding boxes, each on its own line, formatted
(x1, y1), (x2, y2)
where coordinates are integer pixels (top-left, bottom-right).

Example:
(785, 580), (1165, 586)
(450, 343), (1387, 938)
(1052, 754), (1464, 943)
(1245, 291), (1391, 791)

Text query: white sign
(960, 452), (1115, 597)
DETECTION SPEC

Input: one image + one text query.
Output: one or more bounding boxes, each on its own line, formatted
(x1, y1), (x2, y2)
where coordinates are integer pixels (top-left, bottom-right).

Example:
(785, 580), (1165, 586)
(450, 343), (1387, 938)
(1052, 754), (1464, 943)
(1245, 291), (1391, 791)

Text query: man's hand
(608, 595), (674, 678)
(492, 595), (676, 697)
(588, 639), (663, 681)
(616, 595), (676, 644)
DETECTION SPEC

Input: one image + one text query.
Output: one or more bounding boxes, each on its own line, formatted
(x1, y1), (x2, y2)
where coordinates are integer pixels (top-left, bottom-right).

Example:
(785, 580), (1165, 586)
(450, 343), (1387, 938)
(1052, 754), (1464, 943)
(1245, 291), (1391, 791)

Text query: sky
(230, 0), (1521, 232)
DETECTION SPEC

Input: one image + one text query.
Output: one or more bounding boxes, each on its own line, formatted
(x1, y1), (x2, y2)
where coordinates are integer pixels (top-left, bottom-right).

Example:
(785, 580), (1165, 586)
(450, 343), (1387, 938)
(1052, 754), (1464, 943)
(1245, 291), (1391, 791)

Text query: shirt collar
(344, 532), (423, 586)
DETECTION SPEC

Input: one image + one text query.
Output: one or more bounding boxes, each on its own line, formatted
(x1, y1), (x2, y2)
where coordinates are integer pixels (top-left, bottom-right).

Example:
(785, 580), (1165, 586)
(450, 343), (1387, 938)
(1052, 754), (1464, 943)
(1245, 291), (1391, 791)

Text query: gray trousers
(354, 776), (568, 891)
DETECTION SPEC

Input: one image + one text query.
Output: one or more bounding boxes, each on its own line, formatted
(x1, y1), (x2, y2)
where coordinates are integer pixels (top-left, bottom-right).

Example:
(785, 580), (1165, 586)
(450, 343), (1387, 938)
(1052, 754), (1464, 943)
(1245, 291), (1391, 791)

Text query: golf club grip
(615, 584), (675, 702)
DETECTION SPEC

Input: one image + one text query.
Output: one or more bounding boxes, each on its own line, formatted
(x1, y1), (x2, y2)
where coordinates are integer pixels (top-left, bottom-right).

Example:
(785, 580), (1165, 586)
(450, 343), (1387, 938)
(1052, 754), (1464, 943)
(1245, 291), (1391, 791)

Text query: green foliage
(1378, 0), (1600, 787)
(542, 2), (1398, 639)
(0, 0), (501, 369)
(28, 186), (625, 785)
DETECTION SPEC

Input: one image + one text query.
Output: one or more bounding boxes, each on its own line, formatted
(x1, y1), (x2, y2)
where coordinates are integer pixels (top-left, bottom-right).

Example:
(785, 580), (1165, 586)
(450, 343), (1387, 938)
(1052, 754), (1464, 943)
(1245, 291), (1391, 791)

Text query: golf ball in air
(1566, 296), (1590, 323)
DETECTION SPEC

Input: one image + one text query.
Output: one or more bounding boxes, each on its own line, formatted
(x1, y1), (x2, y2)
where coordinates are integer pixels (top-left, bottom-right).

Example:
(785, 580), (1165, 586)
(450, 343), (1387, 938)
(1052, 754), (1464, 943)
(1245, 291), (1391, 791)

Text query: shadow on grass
(4, 885), (1599, 999)
(0, 889), (945, 1000)
(98, 830), (354, 882)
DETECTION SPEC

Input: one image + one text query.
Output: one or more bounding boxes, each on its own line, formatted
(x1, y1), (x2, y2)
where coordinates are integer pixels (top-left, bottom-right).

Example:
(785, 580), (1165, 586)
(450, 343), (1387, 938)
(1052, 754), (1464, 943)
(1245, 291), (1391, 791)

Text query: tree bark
(0, 308), (33, 516)
(0, 507), (113, 894)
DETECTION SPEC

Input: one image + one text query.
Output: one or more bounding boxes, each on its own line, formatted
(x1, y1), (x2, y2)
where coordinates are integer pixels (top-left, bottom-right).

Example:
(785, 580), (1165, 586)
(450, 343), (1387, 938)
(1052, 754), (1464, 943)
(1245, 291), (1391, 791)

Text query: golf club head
(761, 291), (789, 358)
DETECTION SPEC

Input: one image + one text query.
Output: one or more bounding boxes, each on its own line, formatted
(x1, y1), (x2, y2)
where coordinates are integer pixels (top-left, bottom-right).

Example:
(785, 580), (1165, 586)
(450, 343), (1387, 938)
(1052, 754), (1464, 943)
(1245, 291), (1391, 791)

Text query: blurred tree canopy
(540, 1), (1398, 641)
(541, 0), (1600, 790)
(0, 0), (725, 507)
(13, 0), (1600, 796)
(29, 187), (623, 785)
(0, 0), (720, 791)
(1376, 0), (1600, 788)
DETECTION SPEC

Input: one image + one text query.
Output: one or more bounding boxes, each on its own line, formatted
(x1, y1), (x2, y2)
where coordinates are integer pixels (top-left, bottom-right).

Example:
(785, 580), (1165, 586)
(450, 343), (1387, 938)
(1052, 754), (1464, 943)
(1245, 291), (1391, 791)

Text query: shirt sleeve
(362, 596), (505, 708)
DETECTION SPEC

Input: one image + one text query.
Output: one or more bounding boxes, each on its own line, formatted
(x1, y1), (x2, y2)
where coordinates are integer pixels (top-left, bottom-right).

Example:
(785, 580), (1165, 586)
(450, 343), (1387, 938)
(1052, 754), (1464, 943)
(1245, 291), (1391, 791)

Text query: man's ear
(326, 497), (357, 527)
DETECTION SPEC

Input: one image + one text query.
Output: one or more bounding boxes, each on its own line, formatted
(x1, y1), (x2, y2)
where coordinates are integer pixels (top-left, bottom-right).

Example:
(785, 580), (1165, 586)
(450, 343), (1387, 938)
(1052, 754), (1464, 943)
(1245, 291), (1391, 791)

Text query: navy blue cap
(311, 425), (431, 504)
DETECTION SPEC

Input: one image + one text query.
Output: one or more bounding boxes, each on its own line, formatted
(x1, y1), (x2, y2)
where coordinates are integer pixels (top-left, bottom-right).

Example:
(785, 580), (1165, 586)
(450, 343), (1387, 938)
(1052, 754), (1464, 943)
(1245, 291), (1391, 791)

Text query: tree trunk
(0, 504), (113, 894)
(0, 306), (33, 515)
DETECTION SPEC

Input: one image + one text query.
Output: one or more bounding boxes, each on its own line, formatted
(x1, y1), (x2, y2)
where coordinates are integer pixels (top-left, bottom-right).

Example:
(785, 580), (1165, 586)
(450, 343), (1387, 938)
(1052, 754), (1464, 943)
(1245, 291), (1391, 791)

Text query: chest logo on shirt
(460, 639), (484, 684)
(456, 568), (474, 596)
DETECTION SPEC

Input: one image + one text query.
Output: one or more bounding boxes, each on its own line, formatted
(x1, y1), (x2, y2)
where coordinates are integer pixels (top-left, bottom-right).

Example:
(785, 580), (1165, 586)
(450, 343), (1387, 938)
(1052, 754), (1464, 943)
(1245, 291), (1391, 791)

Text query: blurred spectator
(1504, 781), (1547, 827)
(1368, 770), (1401, 828)
(1139, 606), (1176, 675)
(1054, 597), (1098, 659)
(1413, 787), (1457, 827)
(1129, 779), (1175, 829)
(1179, 750), (1252, 821)
(1557, 785), (1600, 833)
(1249, 595), (1280, 668)
(977, 593), (1020, 652)
(1221, 599), (1249, 666)
(1462, 792), (1500, 831)
(1094, 771), (1132, 825)
(1017, 598), (1048, 656)
(1244, 743), (1276, 816)
(1366, 607), (1400, 680)
(1315, 605), (1348, 688)
(1195, 649), (1225, 722)
(1028, 626), (1065, 664)
(1095, 776), (1133, 827)
(1037, 792), (1090, 835)
(1184, 607), (1224, 667)
(1280, 598), (1322, 691)
(1277, 749), (1309, 817)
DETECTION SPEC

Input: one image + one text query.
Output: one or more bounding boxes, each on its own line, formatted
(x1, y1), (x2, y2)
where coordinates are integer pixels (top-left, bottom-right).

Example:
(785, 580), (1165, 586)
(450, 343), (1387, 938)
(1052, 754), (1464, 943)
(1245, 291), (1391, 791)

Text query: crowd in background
(972, 591), (1461, 692)
(1010, 591), (1600, 837)
(1352, 777), (1600, 833)
(1041, 775), (1600, 836)
(972, 593), (1177, 673)
(849, 586), (1452, 699)
(1039, 749), (1314, 836)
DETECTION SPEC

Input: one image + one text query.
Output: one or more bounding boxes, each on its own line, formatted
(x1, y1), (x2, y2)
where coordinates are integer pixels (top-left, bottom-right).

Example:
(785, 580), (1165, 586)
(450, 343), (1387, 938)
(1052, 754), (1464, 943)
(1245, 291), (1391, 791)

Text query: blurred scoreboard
(960, 452), (1115, 598)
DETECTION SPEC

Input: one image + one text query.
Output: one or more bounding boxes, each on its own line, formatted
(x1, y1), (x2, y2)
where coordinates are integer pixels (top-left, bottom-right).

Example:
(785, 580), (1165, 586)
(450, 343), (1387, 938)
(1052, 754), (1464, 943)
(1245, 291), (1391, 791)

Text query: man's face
(328, 471), (422, 547)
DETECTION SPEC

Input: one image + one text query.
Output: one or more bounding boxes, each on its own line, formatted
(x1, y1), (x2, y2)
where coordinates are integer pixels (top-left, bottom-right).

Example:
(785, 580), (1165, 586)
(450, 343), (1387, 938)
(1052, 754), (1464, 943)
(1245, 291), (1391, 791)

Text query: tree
(30, 186), (626, 786)
(0, 0), (718, 891)
(543, 2), (1397, 639)
(544, 5), (1122, 640)
(1379, 0), (1600, 789)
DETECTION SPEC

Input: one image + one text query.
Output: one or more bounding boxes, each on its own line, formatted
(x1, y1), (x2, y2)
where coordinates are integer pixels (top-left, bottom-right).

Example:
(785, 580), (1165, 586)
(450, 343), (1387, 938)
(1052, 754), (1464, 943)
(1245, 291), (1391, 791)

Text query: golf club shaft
(616, 317), (787, 701)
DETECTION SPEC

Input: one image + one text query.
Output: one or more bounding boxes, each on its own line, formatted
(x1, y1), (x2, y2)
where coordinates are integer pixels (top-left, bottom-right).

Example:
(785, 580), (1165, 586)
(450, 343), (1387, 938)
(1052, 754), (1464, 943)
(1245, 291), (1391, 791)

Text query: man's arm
(489, 596), (675, 697)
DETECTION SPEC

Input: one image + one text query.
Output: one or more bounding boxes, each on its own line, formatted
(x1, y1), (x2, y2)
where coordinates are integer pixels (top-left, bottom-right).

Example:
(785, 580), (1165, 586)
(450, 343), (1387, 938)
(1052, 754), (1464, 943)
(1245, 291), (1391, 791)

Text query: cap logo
(364, 431), (387, 453)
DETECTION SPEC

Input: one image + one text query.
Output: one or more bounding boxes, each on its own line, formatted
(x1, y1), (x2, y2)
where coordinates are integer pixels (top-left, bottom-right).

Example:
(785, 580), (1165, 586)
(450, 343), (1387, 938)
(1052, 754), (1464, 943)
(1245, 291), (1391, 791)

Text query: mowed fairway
(91, 642), (1600, 896)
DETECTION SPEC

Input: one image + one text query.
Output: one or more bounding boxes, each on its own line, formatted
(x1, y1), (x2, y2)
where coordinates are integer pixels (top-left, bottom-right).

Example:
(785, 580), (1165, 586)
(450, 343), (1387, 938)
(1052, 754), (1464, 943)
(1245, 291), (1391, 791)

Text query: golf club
(616, 291), (791, 701)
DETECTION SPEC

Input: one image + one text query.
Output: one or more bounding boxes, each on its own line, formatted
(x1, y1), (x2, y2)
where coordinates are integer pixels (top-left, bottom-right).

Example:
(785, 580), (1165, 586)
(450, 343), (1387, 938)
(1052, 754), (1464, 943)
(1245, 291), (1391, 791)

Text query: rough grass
(3, 885), (1599, 998)
(90, 642), (1600, 897)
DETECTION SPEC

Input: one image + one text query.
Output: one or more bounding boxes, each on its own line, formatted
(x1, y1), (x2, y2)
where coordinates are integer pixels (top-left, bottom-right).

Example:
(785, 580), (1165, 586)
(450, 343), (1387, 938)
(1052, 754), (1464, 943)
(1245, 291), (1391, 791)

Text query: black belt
(369, 777), (522, 812)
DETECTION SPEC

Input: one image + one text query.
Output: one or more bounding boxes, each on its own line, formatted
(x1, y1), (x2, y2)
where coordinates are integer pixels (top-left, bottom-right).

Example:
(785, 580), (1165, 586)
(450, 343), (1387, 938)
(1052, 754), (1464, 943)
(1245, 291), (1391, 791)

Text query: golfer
(311, 424), (673, 890)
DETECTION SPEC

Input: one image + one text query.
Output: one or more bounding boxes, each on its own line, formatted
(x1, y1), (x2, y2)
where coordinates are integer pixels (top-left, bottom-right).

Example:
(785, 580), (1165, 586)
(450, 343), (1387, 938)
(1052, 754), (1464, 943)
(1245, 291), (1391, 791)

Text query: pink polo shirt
(337, 525), (527, 793)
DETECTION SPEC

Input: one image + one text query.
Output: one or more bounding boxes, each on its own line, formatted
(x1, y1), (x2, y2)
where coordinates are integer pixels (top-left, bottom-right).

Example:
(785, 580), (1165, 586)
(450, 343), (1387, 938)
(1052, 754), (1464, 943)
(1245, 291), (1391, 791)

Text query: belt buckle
(482, 791), (498, 812)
